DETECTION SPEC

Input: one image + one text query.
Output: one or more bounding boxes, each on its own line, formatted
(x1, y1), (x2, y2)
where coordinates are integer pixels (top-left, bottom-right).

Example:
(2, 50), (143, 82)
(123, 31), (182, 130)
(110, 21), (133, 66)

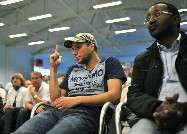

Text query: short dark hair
(85, 41), (97, 52)
(152, 2), (181, 29)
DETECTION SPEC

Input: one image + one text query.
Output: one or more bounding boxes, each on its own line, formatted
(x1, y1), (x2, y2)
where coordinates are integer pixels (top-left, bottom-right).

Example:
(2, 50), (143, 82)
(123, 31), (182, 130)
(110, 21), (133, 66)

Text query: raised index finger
(55, 44), (58, 53)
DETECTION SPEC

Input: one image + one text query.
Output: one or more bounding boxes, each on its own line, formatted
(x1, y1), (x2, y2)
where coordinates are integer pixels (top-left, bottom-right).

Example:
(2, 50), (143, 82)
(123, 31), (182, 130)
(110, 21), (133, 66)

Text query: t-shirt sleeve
(25, 89), (32, 102)
(59, 65), (74, 90)
(105, 56), (126, 84)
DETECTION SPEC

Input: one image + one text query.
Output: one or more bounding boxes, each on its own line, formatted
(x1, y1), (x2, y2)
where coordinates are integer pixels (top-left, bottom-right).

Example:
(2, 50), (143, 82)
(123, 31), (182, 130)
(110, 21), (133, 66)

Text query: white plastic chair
(115, 101), (130, 134)
(99, 102), (116, 134)
(30, 102), (48, 118)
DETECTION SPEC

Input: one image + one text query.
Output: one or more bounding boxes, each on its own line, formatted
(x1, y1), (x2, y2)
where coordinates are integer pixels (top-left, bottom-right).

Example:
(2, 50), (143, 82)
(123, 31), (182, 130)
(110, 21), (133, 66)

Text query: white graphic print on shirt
(68, 62), (105, 96)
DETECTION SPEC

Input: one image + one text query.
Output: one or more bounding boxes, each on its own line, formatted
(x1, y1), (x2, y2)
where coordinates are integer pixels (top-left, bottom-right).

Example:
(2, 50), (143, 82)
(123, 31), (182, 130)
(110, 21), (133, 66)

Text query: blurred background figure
(43, 75), (50, 84)
(58, 74), (65, 85)
(0, 82), (5, 90)
(5, 76), (13, 92)
(24, 80), (31, 88)
(0, 73), (27, 134)
(0, 87), (6, 104)
(16, 71), (50, 130)
(120, 65), (132, 102)
(0, 82), (6, 104)
(129, 66), (133, 78)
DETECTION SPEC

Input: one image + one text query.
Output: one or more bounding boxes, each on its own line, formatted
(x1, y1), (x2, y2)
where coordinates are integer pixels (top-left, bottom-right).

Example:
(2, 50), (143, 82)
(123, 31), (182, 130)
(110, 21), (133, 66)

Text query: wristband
(33, 94), (37, 99)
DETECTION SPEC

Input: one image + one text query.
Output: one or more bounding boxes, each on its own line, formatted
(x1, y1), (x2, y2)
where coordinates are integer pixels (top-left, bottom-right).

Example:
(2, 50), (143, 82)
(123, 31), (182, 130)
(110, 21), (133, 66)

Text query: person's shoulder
(104, 56), (117, 60)
(102, 56), (119, 62)
(68, 63), (83, 69)
(8, 87), (14, 92)
(20, 86), (27, 92)
(180, 31), (187, 43)
(0, 87), (5, 91)
(180, 31), (187, 36)
(41, 82), (49, 89)
(135, 49), (152, 61)
(67, 63), (85, 73)
(0, 88), (6, 93)
(135, 40), (159, 62)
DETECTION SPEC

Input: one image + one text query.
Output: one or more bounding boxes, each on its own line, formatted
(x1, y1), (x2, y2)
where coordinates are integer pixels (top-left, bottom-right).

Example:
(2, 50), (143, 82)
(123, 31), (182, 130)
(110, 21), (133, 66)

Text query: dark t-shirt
(60, 56), (126, 95)
(59, 56), (126, 118)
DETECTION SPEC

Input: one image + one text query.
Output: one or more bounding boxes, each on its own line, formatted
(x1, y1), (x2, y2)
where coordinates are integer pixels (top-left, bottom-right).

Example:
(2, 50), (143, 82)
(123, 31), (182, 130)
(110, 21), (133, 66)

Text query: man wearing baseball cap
(14, 33), (126, 134)
(64, 33), (98, 49)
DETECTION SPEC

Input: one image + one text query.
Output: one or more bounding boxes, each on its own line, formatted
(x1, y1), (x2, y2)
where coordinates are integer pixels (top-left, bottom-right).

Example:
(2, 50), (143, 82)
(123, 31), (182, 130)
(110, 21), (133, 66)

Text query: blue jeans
(129, 118), (187, 134)
(13, 106), (99, 134)
(2, 108), (22, 133)
(16, 108), (31, 129)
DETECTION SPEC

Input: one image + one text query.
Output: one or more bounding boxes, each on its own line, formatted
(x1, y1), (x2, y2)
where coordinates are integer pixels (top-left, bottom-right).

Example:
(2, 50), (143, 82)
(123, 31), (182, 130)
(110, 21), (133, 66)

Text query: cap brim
(64, 40), (73, 48)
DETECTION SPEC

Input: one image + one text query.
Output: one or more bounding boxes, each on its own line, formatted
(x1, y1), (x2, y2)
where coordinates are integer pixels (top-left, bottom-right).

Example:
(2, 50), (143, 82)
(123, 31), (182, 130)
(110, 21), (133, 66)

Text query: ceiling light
(115, 29), (136, 34)
(105, 17), (130, 23)
(28, 41), (45, 45)
(49, 27), (70, 32)
(180, 22), (187, 25)
(9, 33), (27, 38)
(178, 9), (187, 12)
(0, 0), (24, 5)
(0, 23), (5, 26)
(93, 1), (122, 9)
(28, 14), (52, 21)
(64, 37), (74, 41)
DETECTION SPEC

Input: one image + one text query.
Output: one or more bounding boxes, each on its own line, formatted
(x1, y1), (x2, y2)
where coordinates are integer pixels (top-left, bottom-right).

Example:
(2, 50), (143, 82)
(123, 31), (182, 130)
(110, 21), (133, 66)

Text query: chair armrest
(115, 101), (126, 134)
(30, 102), (45, 118)
(99, 102), (115, 134)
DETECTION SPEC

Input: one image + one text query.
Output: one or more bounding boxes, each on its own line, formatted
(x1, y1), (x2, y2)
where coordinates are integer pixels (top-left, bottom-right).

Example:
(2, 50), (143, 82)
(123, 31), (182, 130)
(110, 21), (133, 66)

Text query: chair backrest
(30, 102), (45, 118)
(99, 102), (116, 134)
(115, 101), (126, 134)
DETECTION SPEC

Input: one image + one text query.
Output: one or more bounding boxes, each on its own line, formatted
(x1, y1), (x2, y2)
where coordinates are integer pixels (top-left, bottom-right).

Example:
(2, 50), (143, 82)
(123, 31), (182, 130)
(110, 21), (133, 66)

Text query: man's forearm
(25, 102), (33, 110)
(77, 90), (121, 107)
(50, 67), (61, 102)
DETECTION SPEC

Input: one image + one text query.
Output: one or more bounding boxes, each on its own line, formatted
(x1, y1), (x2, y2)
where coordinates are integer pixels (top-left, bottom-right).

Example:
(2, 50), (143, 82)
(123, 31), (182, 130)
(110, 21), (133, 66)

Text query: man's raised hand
(49, 44), (62, 67)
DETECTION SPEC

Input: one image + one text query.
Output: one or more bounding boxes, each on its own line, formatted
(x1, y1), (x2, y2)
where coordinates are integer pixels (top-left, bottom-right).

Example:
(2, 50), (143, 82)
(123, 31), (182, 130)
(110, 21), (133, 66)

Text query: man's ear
(90, 43), (95, 51)
(173, 15), (180, 25)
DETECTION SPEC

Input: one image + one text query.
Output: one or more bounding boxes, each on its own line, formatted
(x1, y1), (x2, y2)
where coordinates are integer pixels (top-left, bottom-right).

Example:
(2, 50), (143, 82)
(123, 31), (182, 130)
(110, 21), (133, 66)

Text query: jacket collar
(178, 31), (187, 55)
(146, 41), (160, 57)
(147, 31), (187, 57)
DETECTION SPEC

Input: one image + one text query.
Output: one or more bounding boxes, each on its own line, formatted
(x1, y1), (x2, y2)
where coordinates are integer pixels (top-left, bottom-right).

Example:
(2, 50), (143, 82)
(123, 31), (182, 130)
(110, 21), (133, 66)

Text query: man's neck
(35, 86), (40, 92)
(85, 54), (100, 71)
(157, 32), (179, 49)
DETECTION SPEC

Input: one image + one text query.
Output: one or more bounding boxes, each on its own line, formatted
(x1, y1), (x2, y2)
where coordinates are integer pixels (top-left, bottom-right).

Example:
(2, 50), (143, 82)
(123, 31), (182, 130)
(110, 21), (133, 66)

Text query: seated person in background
(14, 33), (126, 134)
(0, 73), (27, 134)
(5, 76), (13, 92)
(0, 84), (7, 106)
(0, 87), (6, 127)
(16, 71), (50, 129)
(43, 75), (50, 84)
(57, 74), (65, 85)
(24, 80), (31, 88)
(120, 65), (131, 102)
(0, 87), (6, 103)
(129, 66), (133, 78)
(0, 82), (5, 90)
(126, 2), (187, 134)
